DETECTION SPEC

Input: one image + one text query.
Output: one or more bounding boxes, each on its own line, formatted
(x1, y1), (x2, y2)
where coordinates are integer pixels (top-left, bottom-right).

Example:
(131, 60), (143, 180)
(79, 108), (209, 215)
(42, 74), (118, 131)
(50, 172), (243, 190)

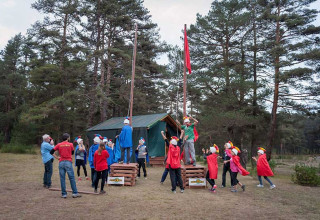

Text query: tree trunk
(251, 3), (258, 166)
(88, 0), (102, 127)
(100, 19), (106, 122)
(267, 5), (281, 161)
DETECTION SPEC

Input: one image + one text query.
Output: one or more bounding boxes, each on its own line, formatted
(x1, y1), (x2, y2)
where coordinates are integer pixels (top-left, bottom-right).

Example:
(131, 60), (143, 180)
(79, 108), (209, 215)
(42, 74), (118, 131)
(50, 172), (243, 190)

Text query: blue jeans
(258, 176), (273, 186)
(43, 158), (53, 187)
(59, 161), (78, 195)
(161, 168), (169, 182)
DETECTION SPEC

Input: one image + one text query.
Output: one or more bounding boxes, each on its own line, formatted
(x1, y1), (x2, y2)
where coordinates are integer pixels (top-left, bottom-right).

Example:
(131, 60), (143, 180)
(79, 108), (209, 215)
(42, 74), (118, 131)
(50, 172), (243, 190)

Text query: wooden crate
(181, 165), (207, 188)
(109, 163), (138, 186)
(149, 156), (165, 167)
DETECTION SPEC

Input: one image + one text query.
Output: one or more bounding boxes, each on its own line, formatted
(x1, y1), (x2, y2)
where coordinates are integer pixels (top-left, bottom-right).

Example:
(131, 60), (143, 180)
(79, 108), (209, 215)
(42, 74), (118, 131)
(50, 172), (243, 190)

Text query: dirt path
(0, 153), (319, 219)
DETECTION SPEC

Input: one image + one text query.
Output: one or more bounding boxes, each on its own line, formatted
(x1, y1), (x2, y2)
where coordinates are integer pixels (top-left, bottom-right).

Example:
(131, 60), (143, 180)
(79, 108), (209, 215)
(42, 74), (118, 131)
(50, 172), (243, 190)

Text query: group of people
(40, 116), (276, 198)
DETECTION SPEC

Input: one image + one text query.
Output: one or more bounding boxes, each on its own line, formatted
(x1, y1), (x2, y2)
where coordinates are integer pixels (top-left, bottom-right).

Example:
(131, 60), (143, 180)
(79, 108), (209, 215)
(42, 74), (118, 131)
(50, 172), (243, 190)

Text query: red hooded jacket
(257, 154), (274, 177)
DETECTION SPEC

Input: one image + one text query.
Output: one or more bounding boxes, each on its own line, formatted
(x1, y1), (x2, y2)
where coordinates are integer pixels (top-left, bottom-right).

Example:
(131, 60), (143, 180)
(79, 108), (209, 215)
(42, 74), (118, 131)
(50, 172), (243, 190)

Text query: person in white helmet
(115, 117), (133, 164)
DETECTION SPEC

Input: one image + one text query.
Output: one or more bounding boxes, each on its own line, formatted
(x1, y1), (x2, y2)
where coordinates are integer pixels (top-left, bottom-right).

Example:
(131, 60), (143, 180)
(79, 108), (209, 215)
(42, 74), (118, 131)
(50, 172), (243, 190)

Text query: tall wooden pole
(130, 23), (138, 126)
(183, 24), (187, 117)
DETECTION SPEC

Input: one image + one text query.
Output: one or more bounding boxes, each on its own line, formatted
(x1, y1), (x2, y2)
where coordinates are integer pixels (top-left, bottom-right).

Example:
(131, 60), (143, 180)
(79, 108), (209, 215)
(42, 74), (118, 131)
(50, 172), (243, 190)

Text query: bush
(0, 144), (37, 154)
(291, 163), (320, 186)
(269, 159), (277, 173)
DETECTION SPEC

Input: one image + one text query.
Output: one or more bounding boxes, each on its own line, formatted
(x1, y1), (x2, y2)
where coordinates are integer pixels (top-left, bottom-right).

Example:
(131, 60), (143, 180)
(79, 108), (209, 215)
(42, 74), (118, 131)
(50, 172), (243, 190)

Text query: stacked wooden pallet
(109, 163), (138, 186)
(149, 156), (165, 167)
(181, 165), (207, 188)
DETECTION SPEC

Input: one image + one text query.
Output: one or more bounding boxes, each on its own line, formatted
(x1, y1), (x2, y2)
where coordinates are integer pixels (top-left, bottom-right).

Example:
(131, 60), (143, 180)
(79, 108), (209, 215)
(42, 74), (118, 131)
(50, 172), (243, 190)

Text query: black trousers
(137, 158), (147, 177)
(76, 159), (87, 177)
(231, 171), (239, 186)
(121, 147), (131, 163)
(94, 169), (108, 191)
(222, 163), (232, 187)
(91, 168), (96, 187)
(169, 167), (184, 191)
(206, 171), (215, 187)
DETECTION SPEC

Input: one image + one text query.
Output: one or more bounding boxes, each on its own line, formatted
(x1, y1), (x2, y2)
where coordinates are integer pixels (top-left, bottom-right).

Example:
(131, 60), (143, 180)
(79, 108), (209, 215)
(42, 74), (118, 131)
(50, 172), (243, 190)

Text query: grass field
(0, 153), (319, 220)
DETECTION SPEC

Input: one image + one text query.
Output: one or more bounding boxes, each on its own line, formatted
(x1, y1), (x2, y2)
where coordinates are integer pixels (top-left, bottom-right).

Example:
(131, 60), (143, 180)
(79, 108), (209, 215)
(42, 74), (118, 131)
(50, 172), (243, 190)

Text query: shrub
(0, 144), (37, 154)
(269, 159), (277, 173)
(291, 163), (320, 186)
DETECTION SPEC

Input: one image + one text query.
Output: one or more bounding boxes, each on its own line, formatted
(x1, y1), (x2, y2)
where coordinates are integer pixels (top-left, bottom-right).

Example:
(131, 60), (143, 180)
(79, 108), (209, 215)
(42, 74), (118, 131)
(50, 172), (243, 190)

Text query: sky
(0, 0), (319, 64)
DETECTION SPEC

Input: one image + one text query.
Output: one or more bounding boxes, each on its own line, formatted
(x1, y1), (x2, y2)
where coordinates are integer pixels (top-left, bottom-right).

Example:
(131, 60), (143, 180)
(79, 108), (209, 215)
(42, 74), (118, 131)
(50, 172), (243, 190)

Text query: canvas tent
(86, 113), (181, 162)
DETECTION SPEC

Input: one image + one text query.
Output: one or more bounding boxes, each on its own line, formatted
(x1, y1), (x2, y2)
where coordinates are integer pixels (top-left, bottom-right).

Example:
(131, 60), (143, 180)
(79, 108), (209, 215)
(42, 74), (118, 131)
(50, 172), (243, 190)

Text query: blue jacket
(106, 146), (114, 166)
(119, 125), (133, 148)
(88, 144), (99, 168)
(41, 141), (54, 164)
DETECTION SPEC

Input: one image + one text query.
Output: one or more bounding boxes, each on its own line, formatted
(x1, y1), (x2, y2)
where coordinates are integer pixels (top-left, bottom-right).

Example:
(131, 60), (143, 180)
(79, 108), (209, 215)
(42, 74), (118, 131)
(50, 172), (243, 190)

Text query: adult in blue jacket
(41, 134), (58, 188)
(116, 117), (133, 164)
(88, 135), (100, 187)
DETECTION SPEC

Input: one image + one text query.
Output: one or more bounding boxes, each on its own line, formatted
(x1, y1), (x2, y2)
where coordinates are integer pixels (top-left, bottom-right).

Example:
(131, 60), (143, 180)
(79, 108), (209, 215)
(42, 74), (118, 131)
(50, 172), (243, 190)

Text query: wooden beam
(48, 188), (99, 195)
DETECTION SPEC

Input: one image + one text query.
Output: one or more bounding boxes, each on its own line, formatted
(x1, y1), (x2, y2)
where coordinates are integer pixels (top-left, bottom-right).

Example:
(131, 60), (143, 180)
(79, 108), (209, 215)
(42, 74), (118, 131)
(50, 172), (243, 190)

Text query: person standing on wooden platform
(179, 116), (198, 166)
(136, 137), (148, 179)
(116, 117), (133, 164)
(161, 131), (184, 193)
(202, 144), (220, 193)
(50, 133), (81, 198)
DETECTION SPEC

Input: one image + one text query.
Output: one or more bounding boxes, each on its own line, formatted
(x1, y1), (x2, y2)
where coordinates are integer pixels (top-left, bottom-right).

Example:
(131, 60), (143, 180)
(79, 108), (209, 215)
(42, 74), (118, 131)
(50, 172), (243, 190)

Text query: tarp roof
(87, 113), (174, 131)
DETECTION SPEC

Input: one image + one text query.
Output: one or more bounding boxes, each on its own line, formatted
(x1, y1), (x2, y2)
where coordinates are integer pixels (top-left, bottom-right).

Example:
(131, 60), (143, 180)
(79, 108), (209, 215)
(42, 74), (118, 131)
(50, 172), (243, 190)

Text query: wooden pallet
(109, 163), (138, 186)
(181, 165), (207, 188)
(149, 156), (165, 167)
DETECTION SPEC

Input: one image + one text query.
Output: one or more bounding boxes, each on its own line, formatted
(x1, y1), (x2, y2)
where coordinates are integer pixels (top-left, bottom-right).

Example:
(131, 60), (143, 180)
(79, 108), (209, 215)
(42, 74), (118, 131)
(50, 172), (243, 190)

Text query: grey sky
(0, 0), (319, 63)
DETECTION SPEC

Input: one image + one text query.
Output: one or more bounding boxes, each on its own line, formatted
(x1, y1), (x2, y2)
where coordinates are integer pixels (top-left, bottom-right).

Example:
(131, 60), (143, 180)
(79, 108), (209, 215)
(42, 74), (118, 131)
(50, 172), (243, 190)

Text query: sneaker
(257, 184), (264, 188)
(126, 162), (130, 164)
(160, 182), (163, 184)
(193, 162), (196, 166)
(43, 184), (47, 188)
(180, 189), (184, 193)
(46, 185), (52, 189)
(72, 193), (81, 198)
(78, 177), (82, 181)
(61, 194), (67, 199)
(172, 190), (176, 194)
(231, 189), (238, 192)
(85, 177), (90, 181)
(99, 190), (106, 194)
(118, 161), (123, 164)
(213, 185), (217, 189)
(137, 176), (140, 179)
(94, 189), (98, 193)
(241, 185), (246, 192)
(144, 177), (147, 180)
(220, 185), (225, 188)
(270, 185), (276, 189)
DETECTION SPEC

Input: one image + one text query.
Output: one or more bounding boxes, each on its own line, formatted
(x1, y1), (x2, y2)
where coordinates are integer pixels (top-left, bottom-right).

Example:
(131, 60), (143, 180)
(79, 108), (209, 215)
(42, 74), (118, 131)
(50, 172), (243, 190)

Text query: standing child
(224, 146), (250, 192)
(136, 137), (148, 179)
(252, 147), (276, 189)
(221, 141), (232, 188)
(202, 144), (219, 192)
(104, 138), (114, 173)
(93, 142), (110, 194)
(160, 131), (184, 193)
(88, 134), (101, 187)
(74, 136), (88, 181)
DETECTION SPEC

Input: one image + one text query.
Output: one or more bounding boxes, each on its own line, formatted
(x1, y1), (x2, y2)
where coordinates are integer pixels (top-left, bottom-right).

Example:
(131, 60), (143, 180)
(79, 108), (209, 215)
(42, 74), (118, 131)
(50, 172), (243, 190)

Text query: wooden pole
(129, 24), (138, 126)
(183, 24), (187, 118)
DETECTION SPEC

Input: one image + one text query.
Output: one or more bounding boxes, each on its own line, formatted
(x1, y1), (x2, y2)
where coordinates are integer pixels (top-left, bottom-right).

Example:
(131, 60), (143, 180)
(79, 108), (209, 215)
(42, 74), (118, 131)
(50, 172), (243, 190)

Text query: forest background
(0, 0), (319, 160)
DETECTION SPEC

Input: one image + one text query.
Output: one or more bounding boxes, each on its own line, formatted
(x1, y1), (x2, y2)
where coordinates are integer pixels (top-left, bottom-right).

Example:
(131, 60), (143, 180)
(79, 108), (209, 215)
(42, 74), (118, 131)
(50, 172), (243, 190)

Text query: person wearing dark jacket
(221, 142), (232, 188)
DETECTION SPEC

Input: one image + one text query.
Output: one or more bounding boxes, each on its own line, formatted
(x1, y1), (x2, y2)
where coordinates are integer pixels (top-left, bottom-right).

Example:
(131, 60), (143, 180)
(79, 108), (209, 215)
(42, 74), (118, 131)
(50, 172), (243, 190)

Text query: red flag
(193, 127), (198, 142)
(184, 26), (191, 74)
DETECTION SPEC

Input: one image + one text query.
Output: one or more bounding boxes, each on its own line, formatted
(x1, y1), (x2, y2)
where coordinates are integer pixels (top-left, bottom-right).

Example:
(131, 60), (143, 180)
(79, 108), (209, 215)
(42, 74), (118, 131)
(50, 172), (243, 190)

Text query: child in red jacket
(252, 147), (276, 189)
(202, 144), (220, 193)
(93, 142), (109, 194)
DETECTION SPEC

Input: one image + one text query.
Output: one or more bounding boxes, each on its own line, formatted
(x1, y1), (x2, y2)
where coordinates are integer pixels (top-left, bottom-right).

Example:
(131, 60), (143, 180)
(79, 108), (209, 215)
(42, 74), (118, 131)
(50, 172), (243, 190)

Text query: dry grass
(0, 153), (319, 220)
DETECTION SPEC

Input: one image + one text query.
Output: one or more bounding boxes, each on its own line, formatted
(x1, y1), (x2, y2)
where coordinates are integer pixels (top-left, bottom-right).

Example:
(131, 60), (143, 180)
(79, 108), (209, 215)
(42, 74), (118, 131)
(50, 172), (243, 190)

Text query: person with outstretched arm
(160, 130), (185, 193)
(50, 133), (81, 199)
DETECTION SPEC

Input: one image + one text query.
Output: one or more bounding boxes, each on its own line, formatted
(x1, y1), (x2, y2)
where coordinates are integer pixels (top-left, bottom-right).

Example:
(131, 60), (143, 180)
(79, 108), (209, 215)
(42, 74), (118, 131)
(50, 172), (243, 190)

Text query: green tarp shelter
(86, 113), (181, 162)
